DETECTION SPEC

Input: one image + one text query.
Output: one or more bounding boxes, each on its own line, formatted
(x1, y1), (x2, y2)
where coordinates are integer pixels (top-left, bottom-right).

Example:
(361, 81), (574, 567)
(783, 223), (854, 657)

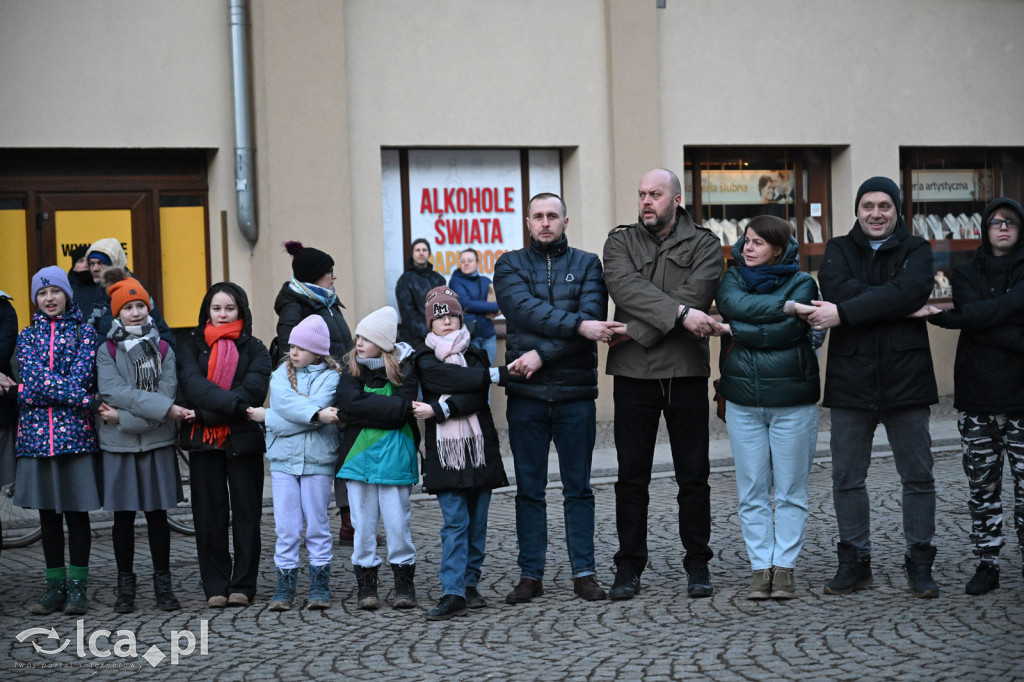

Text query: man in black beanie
(804, 176), (940, 598)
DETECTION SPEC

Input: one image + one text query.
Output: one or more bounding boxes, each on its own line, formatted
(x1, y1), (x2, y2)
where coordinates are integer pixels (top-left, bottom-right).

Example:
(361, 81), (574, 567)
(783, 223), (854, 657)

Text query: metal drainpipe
(230, 0), (258, 249)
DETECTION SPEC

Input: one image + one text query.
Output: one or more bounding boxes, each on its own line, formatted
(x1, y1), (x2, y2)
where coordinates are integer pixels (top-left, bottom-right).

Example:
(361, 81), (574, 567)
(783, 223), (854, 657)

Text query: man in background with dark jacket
(493, 192), (616, 605)
(806, 176), (940, 598)
(602, 168), (724, 600)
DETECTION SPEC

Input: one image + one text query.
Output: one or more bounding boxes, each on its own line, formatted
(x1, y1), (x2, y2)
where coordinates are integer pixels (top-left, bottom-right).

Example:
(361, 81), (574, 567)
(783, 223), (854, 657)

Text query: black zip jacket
(818, 219), (937, 410)
(493, 236), (607, 403)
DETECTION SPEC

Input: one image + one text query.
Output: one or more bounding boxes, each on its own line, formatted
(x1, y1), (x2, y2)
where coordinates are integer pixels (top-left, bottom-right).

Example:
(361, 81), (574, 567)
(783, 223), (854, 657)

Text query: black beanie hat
(284, 241), (334, 284)
(70, 244), (89, 262)
(854, 176), (902, 215)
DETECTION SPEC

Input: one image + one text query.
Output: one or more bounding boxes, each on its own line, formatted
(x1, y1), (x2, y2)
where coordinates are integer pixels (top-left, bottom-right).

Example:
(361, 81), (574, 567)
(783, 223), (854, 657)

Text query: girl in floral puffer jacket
(14, 266), (105, 616)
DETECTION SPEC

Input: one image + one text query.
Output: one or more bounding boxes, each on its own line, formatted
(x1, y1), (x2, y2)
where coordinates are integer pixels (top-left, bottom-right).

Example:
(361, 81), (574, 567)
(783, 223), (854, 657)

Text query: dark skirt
(102, 446), (183, 512)
(13, 452), (103, 512)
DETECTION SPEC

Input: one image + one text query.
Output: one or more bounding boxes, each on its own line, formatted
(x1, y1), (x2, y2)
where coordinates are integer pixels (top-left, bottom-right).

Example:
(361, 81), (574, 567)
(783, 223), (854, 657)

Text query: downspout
(230, 0), (258, 249)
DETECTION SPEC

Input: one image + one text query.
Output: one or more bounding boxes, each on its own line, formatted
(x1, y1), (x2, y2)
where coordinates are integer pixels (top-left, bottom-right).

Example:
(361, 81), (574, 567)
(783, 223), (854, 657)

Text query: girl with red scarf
(177, 282), (271, 608)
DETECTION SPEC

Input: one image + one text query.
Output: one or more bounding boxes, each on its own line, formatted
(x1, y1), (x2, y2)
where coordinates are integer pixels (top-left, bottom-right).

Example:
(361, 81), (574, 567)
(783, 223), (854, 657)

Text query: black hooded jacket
(273, 282), (353, 362)
(818, 217), (938, 410)
(395, 263), (446, 346)
(929, 197), (1024, 413)
(176, 282), (272, 455)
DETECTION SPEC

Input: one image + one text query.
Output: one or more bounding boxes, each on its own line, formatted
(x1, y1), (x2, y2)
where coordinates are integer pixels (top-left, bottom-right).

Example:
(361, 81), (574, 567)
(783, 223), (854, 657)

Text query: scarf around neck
(109, 317), (162, 391)
(195, 319), (244, 448)
(737, 262), (800, 294)
(424, 327), (485, 471)
(290, 277), (338, 308)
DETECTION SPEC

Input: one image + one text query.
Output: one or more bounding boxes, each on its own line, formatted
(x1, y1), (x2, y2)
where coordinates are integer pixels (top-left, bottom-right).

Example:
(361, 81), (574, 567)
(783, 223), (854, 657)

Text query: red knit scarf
(192, 319), (244, 448)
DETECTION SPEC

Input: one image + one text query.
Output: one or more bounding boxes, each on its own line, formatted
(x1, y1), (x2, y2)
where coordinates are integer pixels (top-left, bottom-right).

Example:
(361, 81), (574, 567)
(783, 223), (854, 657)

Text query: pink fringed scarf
(424, 327), (485, 470)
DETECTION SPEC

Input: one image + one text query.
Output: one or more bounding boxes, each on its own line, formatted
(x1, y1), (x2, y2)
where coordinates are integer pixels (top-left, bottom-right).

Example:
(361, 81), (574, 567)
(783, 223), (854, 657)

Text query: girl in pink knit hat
(248, 315), (344, 611)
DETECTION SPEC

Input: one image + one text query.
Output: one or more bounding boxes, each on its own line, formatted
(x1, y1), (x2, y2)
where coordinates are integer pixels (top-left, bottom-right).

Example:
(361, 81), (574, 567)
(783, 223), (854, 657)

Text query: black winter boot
(154, 570), (181, 611)
(905, 543), (940, 598)
(964, 561), (999, 595)
(391, 563), (417, 609)
(824, 541), (872, 595)
(114, 572), (137, 614)
(354, 565), (379, 611)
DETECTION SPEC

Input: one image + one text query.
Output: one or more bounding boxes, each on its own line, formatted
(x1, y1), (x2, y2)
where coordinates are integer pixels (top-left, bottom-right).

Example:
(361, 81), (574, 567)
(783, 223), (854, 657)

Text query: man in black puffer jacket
(493, 192), (616, 605)
(806, 176), (940, 598)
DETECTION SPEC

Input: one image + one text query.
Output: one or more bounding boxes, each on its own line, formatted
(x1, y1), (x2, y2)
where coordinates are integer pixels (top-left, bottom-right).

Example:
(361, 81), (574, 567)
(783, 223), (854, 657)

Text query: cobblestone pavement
(3, 442), (1024, 680)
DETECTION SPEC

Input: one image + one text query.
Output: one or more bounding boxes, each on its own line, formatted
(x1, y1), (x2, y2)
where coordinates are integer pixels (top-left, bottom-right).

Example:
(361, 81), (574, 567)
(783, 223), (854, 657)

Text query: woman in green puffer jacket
(716, 215), (820, 601)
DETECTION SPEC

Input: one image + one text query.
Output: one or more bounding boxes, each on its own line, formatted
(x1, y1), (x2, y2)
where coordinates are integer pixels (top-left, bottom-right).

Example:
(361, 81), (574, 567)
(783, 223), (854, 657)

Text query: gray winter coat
(96, 341), (177, 453)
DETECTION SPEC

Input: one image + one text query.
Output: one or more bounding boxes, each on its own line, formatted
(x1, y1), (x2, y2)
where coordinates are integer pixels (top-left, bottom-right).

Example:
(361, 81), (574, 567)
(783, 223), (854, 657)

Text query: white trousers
(271, 472), (334, 568)
(346, 480), (416, 567)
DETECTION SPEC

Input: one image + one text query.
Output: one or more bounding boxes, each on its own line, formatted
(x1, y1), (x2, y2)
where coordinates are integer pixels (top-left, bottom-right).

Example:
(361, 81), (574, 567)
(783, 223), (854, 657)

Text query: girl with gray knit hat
(335, 306), (421, 611)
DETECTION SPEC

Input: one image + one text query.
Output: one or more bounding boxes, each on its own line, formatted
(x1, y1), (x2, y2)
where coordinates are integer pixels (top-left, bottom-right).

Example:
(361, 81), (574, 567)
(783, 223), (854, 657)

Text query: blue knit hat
(31, 266), (74, 302)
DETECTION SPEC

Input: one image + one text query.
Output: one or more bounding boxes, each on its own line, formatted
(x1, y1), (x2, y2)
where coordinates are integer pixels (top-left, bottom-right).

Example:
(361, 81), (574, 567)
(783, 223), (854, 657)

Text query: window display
(684, 147), (831, 272)
(901, 147), (1024, 299)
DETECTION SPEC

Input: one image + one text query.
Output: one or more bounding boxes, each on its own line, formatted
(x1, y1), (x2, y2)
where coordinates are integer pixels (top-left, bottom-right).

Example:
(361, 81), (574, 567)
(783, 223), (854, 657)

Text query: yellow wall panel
(159, 206), (207, 328)
(0, 210), (30, 329)
(54, 210), (133, 270)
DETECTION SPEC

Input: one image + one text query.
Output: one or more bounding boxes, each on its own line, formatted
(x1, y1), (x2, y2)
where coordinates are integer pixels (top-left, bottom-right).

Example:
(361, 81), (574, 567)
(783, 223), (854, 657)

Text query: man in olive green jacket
(603, 168), (725, 600)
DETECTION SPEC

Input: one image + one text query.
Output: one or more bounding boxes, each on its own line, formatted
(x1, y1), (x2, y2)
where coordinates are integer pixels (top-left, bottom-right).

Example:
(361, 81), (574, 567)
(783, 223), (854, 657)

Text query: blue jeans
(507, 395), (597, 579)
(830, 406), (935, 553)
(436, 489), (491, 597)
(471, 335), (496, 365)
(726, 401), (818, 570)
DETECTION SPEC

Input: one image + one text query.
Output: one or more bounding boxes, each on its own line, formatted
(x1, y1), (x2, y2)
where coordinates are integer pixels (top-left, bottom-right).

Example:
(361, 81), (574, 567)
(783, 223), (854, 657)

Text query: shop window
(380, 148), (562, 310)
(901, 147), (1024, 299)
(684, 147), (831, 272)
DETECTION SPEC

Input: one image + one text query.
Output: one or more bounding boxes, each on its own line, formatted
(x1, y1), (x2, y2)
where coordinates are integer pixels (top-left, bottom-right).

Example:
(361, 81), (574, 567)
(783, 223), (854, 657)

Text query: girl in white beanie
(335, 306), (420, 611)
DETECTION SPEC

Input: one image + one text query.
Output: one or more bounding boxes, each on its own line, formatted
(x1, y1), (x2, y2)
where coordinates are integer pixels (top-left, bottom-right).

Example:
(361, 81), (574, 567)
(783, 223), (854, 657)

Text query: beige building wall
(0, 0), (243, 305)
(4, 0), (1024, 419)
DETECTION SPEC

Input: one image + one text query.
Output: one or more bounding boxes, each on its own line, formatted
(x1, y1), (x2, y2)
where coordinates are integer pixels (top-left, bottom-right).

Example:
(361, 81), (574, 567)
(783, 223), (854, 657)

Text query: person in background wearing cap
(67, 243), (92, 291)
(411, 286), (509, 619)
(802, 176), (940, 598)
(274, 241), (356, 546)
(248, 314), (344, 611)
(395, 238), (446, 347)
(493, 192), (616, 604)
(78, 238), (174, 347)
(14, 266), (106, 615)
(95, 268), (194, 613)
(927, 197), (1024, 595)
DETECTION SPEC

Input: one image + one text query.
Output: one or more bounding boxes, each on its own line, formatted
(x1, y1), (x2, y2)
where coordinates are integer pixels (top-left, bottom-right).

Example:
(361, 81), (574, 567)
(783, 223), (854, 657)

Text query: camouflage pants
(959, 412), (1024, 557)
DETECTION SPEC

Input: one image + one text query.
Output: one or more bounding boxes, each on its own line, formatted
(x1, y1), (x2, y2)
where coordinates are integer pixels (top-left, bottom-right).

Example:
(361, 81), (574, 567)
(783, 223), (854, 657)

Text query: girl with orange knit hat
(95, 268), (194, 613)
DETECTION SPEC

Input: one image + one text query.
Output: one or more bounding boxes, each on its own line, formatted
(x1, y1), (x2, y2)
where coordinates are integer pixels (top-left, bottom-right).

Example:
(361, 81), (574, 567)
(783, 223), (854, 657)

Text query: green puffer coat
(716, 238), (820, 408)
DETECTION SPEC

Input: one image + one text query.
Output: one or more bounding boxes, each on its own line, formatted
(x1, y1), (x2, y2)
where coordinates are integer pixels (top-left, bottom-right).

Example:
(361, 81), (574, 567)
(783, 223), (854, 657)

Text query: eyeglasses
(988, 218), (1020, 229)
